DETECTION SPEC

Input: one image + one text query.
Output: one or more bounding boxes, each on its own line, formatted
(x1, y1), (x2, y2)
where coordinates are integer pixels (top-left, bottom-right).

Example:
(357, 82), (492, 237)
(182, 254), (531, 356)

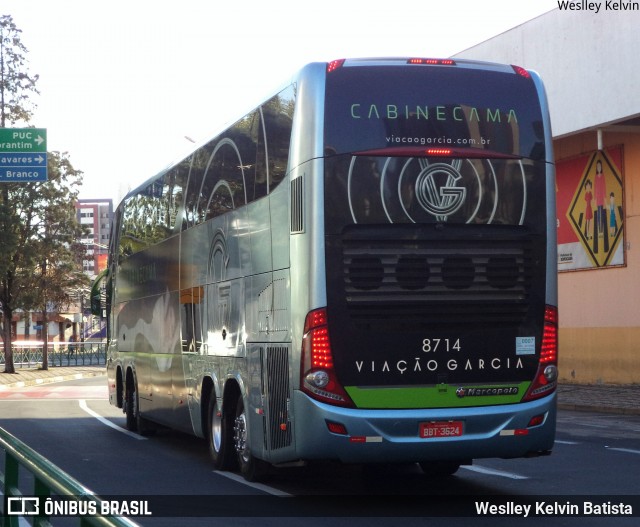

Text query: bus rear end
(295, 58), (557, 471)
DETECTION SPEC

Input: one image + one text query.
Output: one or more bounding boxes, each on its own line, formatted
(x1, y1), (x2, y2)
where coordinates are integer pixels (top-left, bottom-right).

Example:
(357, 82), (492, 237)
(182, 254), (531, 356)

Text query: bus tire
(125, 375), (154, 436)
(208, 394), (236, 471)
(233, 394), (269, 482)
(124, 377), (137, 432)
(419, 461), (461, 477)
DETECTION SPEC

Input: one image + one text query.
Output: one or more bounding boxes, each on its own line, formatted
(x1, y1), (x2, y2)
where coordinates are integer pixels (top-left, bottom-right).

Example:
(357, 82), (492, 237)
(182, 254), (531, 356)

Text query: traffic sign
(0, 128), (47, 182)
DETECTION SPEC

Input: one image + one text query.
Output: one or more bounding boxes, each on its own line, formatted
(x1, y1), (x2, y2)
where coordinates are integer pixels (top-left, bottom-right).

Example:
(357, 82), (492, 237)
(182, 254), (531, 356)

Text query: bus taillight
(408, 58), (456, 66)
(512, 65), (531, 79)
(540, 306), (558, 364)
(327, 59), (346, 73)
(301, 308), (354, 407)
(523, 305), (559, 402)
(426, 148), (453, 157)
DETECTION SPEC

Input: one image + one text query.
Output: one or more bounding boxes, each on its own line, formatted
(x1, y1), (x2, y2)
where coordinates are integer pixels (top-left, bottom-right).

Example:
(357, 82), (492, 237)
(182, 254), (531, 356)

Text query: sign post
(0, 128), (48, 182)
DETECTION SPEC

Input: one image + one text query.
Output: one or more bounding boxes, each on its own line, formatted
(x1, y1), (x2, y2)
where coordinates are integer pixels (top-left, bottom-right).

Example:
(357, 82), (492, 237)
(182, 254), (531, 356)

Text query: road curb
(557, 402), (640, 416)
(0, 370), (106, 390)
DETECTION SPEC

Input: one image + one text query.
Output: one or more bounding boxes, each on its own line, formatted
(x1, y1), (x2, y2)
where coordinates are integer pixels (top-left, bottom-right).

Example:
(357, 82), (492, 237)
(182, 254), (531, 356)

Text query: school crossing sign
(560, 148), (625, 270)
(0, 128), (48, 182)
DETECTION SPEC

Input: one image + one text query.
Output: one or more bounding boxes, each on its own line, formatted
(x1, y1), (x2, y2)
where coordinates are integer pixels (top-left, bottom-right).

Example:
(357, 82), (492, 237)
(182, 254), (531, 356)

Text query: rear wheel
(124, 377), (137, 432)
(124, 374), (154, 435)
(233, 394), (269, 481)
(208, 394), (236, 470)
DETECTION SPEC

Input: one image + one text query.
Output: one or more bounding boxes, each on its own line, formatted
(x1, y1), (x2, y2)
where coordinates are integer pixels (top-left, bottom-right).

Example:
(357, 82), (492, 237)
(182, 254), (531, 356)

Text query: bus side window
(252, 110), (268, 202)
(263, 86), (295, 193)
(183, 148), (210, 229)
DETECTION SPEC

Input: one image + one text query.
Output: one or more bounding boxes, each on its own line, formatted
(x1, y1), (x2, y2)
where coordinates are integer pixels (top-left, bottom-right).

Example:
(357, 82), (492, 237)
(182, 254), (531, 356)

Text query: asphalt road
(1, 377), (639, 527)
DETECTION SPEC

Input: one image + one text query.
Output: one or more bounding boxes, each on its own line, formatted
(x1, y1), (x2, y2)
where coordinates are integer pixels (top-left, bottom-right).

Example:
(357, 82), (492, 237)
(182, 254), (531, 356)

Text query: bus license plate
(420, 421), (463, 438)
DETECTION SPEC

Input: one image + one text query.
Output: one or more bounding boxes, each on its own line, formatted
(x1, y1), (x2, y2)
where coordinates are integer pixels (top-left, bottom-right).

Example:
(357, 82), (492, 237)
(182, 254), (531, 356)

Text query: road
(0, 376), (638, 526)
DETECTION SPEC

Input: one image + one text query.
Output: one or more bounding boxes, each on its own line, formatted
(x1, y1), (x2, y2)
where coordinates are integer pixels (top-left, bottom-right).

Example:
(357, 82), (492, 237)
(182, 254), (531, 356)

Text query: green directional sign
(0, 128), (48, 182)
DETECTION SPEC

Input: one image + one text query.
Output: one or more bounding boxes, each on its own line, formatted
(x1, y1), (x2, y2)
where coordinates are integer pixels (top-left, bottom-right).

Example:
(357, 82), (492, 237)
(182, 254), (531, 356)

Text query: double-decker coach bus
(92, 58), (558, 481)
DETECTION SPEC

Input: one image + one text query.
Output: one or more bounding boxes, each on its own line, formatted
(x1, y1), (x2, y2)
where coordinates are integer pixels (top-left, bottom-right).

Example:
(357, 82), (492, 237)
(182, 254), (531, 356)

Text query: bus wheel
(125, 376), (154, 436)
(124, 381), (138, 432)
(208, 395), (236, 471)
(419, 461), (461, 477)
(233, 395), (269, 482)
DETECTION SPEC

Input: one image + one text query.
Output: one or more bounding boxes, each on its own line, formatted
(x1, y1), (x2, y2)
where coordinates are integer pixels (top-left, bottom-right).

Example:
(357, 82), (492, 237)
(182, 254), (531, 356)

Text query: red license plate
(419, 421), (464, 438)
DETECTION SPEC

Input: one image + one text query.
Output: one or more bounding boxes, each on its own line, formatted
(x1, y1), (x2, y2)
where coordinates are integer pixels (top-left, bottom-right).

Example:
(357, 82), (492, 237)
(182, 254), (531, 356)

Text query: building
(455, 8), (640, 384)
(9, 198), (113, 343)
(75, 198), (113, 278)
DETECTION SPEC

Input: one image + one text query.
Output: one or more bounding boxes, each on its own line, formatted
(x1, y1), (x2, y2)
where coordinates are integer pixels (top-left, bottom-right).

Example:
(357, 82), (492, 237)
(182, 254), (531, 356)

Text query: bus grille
(290, 176), (304, 233)
(341, 236), (536, 329)
(265, 346), (292, 450)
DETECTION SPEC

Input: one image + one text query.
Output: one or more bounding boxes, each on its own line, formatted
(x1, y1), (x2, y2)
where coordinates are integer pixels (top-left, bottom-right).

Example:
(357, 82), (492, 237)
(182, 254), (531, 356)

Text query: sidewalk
(556, 382), (640, 416)
(0, 365), (637, 416)
(0, 365), (106, 389)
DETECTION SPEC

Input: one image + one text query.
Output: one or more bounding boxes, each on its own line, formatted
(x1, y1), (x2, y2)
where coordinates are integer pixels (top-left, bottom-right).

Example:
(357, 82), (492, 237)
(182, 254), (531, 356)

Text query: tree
(21, 151), (89, 370)
(0, 15), (87, 372)
(0, 14), (39, 128)
(1, 151), (88, 372)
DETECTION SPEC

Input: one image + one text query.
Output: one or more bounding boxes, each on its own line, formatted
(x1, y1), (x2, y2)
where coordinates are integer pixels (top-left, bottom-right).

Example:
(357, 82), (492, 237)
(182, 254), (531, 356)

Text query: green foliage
(0, 15), (87, 372)
(0, 14), (39, 127)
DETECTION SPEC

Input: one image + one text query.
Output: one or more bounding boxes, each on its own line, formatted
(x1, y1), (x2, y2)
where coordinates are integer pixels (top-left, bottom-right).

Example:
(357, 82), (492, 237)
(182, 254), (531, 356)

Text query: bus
(92, 57), (558, 481)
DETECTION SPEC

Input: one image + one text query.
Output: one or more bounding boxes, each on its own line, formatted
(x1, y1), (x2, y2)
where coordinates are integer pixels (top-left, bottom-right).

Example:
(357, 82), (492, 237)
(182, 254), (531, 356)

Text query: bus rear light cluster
(540, 306), (558, 364)
(301, 308), (354, 407)
(327, 59), (346, 73)
(523, 305), (559, 402)
(512, 65), (531, 79)
(408, 58), (456, 66)
(426, 148), (453, 157)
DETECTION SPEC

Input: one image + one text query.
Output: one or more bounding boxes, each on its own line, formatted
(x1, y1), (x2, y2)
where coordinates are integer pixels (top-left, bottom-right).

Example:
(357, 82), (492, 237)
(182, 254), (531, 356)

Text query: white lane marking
(579, 423), (609, 429)
(554, 439), (580, 445)
(462, 465), (528, 480)
(213, 470), (292, 496)
(79, 399), (147, 440)
(605, 446), (640, 456)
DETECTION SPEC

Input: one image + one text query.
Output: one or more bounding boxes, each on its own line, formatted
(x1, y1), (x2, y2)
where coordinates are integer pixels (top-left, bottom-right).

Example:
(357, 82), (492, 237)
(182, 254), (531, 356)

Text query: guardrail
(0, 427), (138, 527)
(1, 342), (106, 369)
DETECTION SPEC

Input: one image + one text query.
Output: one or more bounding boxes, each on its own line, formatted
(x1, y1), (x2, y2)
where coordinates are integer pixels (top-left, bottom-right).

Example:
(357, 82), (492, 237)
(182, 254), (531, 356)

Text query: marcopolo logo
(456, 386), (519, 398)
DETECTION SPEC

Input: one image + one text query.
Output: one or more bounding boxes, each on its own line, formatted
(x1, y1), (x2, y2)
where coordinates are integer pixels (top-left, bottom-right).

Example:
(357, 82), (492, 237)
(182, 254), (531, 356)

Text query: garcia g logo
(415, 162), (467, 221)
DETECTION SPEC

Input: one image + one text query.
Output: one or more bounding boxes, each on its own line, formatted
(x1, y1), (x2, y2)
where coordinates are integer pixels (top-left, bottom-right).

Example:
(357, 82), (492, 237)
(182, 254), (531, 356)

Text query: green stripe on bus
(345, 382), (532, 409)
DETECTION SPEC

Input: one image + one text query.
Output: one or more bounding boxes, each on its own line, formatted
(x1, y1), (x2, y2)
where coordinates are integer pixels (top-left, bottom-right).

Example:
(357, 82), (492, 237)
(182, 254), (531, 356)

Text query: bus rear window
(324, 64), (545, 161)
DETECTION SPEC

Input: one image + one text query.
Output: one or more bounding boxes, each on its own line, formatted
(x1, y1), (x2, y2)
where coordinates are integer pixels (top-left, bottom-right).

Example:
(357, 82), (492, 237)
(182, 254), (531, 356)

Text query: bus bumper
(291, 390), (556, 463)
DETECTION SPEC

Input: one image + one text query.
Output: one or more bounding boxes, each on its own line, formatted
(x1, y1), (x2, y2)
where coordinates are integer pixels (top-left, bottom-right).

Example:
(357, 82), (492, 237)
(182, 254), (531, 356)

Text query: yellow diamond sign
(566, 150), (624, 268)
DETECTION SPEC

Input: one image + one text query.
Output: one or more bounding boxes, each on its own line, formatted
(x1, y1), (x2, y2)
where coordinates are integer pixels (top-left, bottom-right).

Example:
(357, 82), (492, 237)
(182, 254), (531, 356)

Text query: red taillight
(408, 58), (456, 66)
(512, 65), (531, 79)
(326, 421), (348, 435)
(540, 306), (558, 364)
(309, 327), (333, 368)
(527, 414), (545, 428)
(523, 305), (559, 402)
(426, 148), (453, 157)
(301, 308), (354, 407)
(303, 308), (327, 333)
(327, 59), (345, 73)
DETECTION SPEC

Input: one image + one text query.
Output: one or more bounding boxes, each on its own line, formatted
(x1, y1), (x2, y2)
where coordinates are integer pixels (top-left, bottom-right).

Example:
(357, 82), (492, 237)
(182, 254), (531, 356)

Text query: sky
(3, 0), (558, 205)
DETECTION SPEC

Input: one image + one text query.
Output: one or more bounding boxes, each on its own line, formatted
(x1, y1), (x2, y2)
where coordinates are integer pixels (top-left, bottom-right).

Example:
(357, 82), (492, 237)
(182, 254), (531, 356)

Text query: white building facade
(456, 8), (640, 383)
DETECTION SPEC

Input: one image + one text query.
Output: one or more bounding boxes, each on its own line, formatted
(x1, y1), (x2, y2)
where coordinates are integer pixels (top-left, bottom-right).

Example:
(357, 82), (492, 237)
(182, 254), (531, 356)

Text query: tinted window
(323, 65), (547, 231)
(263, 85), (295, 192)
(324, 65), (544, 160)
(180, 85), (295, 226)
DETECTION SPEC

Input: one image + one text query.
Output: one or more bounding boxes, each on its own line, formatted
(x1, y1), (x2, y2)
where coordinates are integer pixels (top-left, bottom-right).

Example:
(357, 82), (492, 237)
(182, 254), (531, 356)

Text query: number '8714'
(422, 338), (461, 352)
